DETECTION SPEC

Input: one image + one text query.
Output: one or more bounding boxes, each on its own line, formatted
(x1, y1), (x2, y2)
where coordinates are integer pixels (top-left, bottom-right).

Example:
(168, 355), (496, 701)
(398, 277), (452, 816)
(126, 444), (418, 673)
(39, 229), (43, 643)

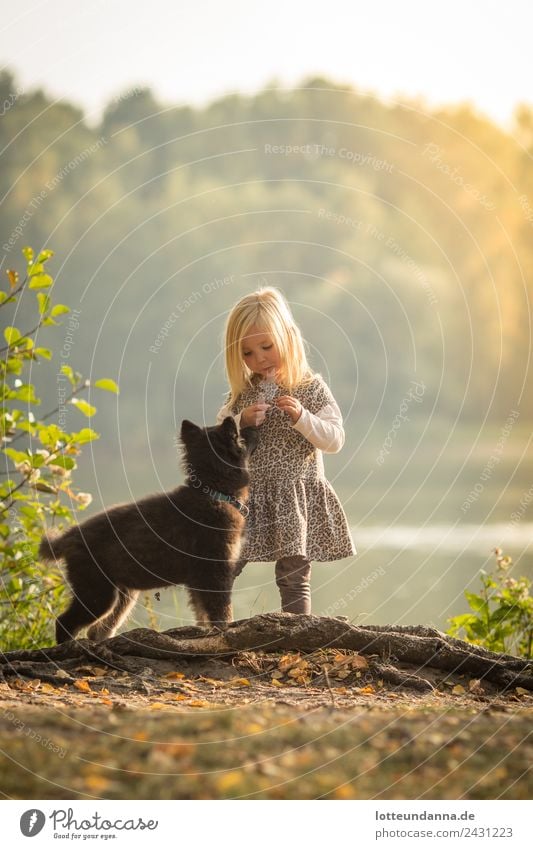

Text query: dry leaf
(452, 684), (466, 695)
(215, 771), (242, 792)
(278, 653), (301, 672)
(6, 269), (19, 289)
(83, 774), (111, 793)
(133, 731), (148, 741)
(73, 679), (92, 693)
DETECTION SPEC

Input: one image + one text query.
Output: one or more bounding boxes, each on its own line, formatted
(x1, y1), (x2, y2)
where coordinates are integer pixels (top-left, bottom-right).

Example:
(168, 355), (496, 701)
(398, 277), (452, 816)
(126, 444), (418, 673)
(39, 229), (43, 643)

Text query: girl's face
(240, 323), (281, 377)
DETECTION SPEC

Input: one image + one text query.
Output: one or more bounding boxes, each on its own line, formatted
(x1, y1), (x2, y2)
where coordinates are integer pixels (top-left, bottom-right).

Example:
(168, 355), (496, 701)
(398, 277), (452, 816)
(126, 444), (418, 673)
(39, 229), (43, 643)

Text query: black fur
(39, 417), (258, 644)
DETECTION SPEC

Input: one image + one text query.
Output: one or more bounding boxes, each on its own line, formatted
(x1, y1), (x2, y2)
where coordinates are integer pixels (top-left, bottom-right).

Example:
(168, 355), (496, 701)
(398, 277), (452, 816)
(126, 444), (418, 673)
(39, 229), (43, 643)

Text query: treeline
(1, 69), (532, 498)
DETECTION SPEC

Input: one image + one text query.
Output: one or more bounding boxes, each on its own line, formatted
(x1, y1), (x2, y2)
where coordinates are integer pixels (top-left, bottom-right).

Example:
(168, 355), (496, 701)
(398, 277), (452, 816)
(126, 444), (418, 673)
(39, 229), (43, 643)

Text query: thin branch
(0, 318), (44, 354)
(0, 274), (28, 309)
(8, 380), (88, 445)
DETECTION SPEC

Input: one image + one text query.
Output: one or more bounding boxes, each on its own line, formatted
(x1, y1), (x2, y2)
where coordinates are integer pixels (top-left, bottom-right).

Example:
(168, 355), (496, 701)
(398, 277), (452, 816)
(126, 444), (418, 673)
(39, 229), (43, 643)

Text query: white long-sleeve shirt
(215, 398), (345, 454)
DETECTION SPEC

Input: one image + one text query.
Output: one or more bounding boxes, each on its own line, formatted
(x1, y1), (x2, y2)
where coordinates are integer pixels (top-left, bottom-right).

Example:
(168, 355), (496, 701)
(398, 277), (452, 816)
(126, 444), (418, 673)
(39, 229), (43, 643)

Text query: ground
(1, 646), (531, 800)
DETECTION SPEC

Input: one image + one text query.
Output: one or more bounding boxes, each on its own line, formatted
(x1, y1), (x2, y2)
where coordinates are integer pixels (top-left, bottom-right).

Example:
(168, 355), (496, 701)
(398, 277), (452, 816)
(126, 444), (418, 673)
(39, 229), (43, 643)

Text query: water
(129, 522), (533, 635)
(351, 522), (533, 553)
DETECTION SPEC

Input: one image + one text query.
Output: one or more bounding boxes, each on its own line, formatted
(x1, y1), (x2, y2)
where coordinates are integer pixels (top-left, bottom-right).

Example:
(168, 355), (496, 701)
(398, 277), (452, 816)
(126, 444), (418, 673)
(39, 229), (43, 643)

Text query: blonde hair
(223, 286), (315, 407)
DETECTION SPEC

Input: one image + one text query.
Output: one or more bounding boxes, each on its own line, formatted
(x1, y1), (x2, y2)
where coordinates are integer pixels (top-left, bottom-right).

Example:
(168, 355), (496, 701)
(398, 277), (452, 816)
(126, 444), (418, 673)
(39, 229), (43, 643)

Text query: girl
(216, 286), (356, 614)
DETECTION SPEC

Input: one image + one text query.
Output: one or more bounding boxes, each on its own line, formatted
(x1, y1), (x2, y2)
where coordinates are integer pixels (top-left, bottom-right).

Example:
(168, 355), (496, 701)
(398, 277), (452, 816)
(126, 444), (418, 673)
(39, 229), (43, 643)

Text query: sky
(0, 0), (531, 131)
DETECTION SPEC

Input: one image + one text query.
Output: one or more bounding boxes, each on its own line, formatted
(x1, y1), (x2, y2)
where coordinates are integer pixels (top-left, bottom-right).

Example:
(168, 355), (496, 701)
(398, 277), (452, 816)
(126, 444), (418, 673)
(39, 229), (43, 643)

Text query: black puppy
(39, 417), (257, 643)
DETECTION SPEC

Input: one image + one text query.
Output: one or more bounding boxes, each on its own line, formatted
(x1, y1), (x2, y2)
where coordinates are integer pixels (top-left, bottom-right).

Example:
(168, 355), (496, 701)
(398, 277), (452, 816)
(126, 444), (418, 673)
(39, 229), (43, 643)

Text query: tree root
(1, 613), (531, 694)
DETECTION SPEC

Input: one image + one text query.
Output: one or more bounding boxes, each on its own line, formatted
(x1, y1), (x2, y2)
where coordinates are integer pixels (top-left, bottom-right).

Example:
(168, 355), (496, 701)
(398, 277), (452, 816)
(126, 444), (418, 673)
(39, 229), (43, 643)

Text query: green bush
(0, 246), (118, 650)
(447, 547), (533, 659)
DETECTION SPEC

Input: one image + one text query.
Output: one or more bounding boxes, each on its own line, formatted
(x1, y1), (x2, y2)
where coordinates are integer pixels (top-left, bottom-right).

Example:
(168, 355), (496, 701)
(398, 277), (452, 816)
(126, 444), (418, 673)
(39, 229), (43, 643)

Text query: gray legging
(233, 555), (311, 614)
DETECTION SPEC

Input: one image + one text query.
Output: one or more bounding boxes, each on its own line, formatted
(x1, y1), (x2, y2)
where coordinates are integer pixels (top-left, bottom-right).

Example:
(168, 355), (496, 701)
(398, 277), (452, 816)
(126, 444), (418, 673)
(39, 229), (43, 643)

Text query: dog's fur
(39, 417), (257, 643)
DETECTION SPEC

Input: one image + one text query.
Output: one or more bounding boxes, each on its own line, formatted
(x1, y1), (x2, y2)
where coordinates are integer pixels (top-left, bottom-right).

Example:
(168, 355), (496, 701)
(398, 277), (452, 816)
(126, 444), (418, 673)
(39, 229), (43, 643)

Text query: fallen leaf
(73, 679), (92, 693)
(132, 731), (148, 741)
(215, 771), (242, 792)
(83, 774), (111, 793)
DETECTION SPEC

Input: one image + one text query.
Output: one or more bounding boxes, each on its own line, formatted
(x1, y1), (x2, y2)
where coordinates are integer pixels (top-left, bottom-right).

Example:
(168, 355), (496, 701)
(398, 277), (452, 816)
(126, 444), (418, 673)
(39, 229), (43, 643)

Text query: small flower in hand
(275, 395), (302, 424)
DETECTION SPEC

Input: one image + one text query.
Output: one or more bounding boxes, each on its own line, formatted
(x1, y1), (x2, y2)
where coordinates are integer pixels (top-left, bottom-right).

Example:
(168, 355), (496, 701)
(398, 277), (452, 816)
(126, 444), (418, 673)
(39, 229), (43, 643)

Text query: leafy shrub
(447, 547), (533, 659)
(0, 246), (118, 650)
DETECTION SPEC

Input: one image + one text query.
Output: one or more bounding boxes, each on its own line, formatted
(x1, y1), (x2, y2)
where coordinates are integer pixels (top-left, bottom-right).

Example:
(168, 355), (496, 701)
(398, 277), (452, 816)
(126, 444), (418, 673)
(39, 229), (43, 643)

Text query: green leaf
(28, 273), (53, 289)
(4, 326), (22, 345)
(70, 398), (96, 417)
(49, 456), (76, 470)
(36, 249), (54, 263)
(30, 453), (47, 468)
(34, 347), (52, 360)
(19, 504), (39, 519)
(3, 448), (30, 465)
(28, 262), (45, 277)
(12, 384), (37, 403)
(38, 424), (63, 448)
(72, 428), (100, 445)
(464, 591), (487, 613)
(22, 246), (34, 262)
(50, 304), (70, 317)
(469, 619), (489, 638)
(37, 293), (51, 315)
(94, 378), (119, 394)
(15, 420), (37, 434)
(448, 613), (477, 629)
(60, 364), (76, 385)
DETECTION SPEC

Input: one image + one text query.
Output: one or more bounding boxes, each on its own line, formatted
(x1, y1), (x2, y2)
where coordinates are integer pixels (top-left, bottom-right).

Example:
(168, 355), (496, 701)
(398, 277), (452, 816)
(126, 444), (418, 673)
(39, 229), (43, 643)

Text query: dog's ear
(220, 415), (238, 436)
(180, 419), (201, 439)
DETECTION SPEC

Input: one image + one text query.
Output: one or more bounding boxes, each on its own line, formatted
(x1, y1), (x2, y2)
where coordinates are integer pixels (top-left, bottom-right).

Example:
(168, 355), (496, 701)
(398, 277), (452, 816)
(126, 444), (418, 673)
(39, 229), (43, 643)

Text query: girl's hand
(241, 402), (271, 427)
(275, 395), (302, 424)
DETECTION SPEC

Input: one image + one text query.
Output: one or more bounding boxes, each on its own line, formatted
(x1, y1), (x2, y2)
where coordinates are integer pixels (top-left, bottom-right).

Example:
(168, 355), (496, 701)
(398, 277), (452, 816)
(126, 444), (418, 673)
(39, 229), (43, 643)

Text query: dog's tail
(38, 530), (67, 562)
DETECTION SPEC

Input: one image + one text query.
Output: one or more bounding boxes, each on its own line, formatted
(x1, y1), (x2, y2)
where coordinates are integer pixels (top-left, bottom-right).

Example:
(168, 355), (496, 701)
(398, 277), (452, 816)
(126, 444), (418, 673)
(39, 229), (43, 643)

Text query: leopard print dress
(226, 372), (356, 562)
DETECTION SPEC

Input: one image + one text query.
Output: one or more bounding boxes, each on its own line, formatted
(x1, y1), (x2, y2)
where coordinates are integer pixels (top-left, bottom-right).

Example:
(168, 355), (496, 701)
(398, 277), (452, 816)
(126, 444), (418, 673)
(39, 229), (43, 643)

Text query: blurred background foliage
(1, 69), (532, 629)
